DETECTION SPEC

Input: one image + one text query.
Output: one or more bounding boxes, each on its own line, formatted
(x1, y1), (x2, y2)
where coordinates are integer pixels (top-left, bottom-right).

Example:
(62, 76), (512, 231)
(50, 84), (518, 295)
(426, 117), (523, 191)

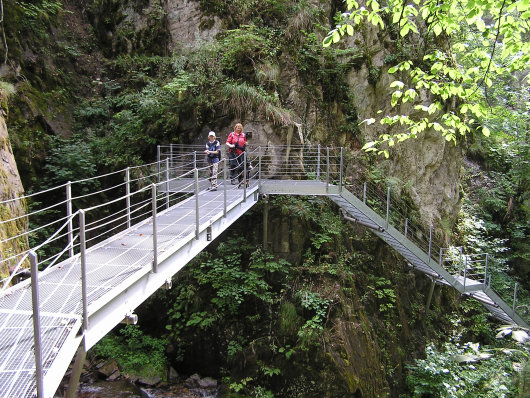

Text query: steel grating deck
(0, 180), (264, 398)
(0, 310), (80, 398)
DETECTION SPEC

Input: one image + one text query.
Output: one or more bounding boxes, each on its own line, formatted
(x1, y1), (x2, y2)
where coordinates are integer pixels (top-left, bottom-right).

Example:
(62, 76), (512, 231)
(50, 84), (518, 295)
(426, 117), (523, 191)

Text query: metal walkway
(0, 144), (527, 397)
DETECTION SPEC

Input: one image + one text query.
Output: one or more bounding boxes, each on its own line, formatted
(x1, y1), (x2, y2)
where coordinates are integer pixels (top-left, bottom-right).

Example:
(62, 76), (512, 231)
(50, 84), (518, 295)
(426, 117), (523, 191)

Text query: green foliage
(325, 0), (530, 157)
(364, 276), (397, 314)
(165, 237), (290, 340)
(92, 325), (168, 378)
(407, 341), (525, 397)
(296, 289), (330, 347)
(42, 136), (100, 195)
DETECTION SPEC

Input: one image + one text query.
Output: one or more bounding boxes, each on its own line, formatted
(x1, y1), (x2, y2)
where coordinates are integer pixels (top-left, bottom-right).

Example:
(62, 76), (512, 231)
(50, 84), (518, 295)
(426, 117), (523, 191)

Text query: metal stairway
(329, 188), (528, 327)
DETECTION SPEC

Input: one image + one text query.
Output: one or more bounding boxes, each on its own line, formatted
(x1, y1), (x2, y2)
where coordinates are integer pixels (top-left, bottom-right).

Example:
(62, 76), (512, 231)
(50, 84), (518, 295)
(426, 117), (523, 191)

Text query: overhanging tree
(324, 0), (530, 157)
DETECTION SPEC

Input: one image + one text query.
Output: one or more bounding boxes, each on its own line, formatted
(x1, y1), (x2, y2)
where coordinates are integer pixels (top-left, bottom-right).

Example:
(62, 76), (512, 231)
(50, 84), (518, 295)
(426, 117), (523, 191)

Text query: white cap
(208, 131), (216, 137)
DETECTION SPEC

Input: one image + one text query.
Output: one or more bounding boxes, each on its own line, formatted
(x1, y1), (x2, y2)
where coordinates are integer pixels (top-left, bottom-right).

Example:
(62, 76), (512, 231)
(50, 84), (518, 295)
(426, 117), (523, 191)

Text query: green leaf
(400, 24), (410, 37)
(433, 24), (443, 36)
(362, 141), (376, 149)
(482, 126), (490, 137)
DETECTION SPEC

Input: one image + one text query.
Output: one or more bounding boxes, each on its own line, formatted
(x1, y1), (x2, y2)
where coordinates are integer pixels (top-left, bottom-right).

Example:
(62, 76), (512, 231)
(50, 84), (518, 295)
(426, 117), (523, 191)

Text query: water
(77, 379), (143, 397)
(75, 379), (219, 398)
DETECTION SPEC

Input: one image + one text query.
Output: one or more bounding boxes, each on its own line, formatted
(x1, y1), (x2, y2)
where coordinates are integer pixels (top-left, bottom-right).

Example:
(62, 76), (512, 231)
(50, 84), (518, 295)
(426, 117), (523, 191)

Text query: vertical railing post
(170, 144), (173, 171)
(223, 159), (227, 218)
(125, 167), (131, 229)
(157, 145), (161, 184)
(404, 218), (408, 238)
(29, 251), (44, 398)
(258, 146), (262, 189)
(151, 184), (158, 273)
(513, 282), (518, 312)
(339, 147), (343, 193)
(326, 147), (330, 193)
(386, 187), (390, 230)
(316, 144), (321, 180)
(165, 158), (170, 209)
(194, 168), (199, 240)
(463, 256), (467, 290)
(458, 246), (463, 276)
(243, 152), (247, 202)
(193, 151), (197, 170)
(79, 210), (88, 331)
(66, 181), (73, 257)
(484, 253), (489, 288)
(439, 247), (443, 268)
(429, 224), (432, 264)
(363, 182), (367, 204)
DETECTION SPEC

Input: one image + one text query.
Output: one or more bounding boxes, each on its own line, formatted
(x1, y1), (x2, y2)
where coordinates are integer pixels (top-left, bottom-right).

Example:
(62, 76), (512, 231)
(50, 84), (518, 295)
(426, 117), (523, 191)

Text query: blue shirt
(206, 140), (220, 164)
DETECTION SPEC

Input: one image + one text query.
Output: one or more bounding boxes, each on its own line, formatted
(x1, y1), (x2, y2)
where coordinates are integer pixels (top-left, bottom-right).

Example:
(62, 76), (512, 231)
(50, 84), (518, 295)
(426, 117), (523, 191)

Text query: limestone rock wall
(0, 115), (27, 279)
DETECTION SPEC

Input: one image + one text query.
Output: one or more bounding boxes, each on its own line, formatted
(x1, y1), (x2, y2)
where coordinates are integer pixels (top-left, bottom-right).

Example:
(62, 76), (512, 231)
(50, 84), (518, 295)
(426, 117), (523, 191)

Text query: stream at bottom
(75, 376), (221, 398)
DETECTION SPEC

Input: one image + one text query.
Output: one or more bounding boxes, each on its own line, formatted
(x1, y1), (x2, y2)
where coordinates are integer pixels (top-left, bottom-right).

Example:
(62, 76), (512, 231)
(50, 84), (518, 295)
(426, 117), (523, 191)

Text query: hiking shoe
(211, 188), (217, 191)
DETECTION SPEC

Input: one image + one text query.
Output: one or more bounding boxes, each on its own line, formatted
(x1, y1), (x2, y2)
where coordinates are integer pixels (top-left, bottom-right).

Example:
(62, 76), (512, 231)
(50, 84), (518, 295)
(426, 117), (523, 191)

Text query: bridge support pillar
(425, 278), (436, 315)
(64, 344), (87, 398)
(263, 195), (269, 251)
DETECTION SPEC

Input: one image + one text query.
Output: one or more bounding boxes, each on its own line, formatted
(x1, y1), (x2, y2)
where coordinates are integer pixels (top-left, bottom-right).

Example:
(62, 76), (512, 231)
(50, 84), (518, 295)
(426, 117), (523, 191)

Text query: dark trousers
(229, 151), (244, 181)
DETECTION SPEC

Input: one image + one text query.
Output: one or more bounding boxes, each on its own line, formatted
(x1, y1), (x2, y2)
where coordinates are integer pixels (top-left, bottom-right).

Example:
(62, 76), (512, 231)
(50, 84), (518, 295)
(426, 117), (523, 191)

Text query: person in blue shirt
(204, 131), (221, 191)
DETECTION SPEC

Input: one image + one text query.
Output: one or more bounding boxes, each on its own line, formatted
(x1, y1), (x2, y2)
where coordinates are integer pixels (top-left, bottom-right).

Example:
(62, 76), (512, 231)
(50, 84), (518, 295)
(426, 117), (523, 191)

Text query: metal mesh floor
(0, 181), (260, 398)
(0, 310), (80, 398)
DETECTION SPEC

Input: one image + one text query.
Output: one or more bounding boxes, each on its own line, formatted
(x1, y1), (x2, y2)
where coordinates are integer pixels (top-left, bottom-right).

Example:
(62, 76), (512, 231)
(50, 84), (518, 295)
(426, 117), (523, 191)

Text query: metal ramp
(328, 189), (528, 327)
(0, 144), (527, 397)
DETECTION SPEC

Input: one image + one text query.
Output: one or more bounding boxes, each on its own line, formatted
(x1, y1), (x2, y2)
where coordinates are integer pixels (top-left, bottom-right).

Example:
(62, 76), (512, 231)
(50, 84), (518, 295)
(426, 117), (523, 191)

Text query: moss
(0, 203), (29, 280)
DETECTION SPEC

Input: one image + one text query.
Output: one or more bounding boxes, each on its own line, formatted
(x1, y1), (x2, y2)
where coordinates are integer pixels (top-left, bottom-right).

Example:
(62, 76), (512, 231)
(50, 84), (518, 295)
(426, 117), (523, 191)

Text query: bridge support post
(165, 158), (170, 209)
(425, 277), (436, 315)
(243, 152), (247, 202)
(458, 246), (463, 276)
(151, 185), (158, 273)
(363, 182), (367, 203)
(223, 159), (227, 218)
(513, 282), (518, 312)
(80, 210), (89, 330)
(339, 147), (343, 193)
(29, 251), (44, 398)
(195, 169), (200, 240)
(316, 144), (321, 180)
(326, 147), (329, 193)
(386, 187), (390, 230)
(66, 181), (73, 257)
(263, 195), (269, 251)
(463, 256), (467, 290)
(125, 167), (131, 229)
(157, 145), (161, 183)
(258, 147), (262, 189)
(484, 253), (489, 288)
(429, 224), (432, 264)
(64, 345), (87, 398)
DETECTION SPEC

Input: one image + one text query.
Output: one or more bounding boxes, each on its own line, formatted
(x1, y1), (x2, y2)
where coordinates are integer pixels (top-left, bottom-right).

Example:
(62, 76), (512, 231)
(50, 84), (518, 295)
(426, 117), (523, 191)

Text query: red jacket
(226, 132), (247, 155)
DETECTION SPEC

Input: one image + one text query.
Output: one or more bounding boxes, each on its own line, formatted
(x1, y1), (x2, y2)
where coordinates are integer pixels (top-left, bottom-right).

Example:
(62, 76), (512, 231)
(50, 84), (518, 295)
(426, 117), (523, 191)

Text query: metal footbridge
(0, 145), (528, 398)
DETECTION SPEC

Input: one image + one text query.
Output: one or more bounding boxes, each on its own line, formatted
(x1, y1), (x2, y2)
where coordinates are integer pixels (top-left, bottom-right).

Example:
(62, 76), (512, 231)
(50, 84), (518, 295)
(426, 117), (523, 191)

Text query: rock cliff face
(162, 0), (462, 227)
(0, 115), (27, 279)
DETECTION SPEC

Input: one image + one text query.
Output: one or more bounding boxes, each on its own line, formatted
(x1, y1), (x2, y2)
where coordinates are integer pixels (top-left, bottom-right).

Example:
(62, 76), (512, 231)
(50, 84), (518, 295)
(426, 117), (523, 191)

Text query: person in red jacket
(226, 123), (247, 186)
